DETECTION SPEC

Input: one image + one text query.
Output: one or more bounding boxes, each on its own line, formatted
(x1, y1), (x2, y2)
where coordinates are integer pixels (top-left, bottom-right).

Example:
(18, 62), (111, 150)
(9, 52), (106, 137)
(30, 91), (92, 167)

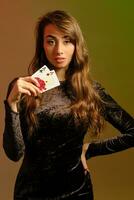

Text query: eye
(64, 39), (71, 44)
(46, 39), (55, 45)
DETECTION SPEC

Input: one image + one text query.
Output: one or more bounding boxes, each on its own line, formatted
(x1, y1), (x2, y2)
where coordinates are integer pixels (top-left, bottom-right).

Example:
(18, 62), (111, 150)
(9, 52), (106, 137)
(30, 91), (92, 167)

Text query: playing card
(44, 70), (60, 91)
(32, 65), (50, 77)
(32, 65), (60, 92)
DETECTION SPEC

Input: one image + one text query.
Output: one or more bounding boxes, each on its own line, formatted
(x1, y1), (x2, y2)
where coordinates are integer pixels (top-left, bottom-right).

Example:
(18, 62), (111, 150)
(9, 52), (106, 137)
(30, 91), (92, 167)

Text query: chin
(54, 64), (68, 69)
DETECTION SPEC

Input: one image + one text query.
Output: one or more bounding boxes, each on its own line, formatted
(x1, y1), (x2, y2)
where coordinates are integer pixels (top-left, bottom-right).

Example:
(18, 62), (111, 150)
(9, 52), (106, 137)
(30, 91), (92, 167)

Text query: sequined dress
(3, 80), (134, 200)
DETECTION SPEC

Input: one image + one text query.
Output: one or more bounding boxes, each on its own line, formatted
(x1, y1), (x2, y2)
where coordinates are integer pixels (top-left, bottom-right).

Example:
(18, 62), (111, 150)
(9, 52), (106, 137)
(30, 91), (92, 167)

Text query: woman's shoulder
(92, 79), (104, 92)
(92, 80), (112, 104)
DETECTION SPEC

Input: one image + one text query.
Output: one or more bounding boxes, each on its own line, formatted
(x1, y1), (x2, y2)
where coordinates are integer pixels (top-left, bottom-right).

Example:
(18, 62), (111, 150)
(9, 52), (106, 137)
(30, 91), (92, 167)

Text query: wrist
(7, 98), (18, 112)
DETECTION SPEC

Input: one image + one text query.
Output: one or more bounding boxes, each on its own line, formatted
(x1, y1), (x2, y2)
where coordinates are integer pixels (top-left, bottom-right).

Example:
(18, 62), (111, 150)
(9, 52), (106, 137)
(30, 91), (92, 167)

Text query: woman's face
(43, 24), (75, 71)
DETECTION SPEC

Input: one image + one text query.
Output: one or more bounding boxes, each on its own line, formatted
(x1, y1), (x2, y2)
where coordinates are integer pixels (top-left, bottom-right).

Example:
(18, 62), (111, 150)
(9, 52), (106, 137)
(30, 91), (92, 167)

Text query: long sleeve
(3, 79), (25, 162)
(86, 81), (134, 159)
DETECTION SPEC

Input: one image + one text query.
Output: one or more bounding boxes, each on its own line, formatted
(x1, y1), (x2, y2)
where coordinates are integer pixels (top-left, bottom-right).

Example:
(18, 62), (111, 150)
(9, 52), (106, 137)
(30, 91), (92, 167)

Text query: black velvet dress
(3, 80), (134, 200)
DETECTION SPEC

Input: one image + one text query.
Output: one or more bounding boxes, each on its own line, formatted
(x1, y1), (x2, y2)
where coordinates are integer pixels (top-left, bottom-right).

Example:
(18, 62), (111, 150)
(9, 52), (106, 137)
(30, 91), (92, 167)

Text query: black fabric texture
(3, 80), (134, 200)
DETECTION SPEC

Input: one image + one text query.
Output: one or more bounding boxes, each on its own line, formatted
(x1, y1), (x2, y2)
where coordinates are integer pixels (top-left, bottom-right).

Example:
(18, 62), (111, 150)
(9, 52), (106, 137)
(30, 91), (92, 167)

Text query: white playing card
(44, 70), (60, 91)
(32, 65), (60, 93)
(32, 65), (50, 77)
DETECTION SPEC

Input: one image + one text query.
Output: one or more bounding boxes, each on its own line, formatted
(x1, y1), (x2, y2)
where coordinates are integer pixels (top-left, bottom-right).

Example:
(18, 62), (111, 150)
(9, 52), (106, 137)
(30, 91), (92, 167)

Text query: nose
(55, 42), (64, 55)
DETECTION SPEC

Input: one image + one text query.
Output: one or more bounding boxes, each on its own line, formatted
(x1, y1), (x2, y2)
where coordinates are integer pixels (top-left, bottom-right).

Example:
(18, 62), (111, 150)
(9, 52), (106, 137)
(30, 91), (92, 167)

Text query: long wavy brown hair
(23, 10), (104, 136)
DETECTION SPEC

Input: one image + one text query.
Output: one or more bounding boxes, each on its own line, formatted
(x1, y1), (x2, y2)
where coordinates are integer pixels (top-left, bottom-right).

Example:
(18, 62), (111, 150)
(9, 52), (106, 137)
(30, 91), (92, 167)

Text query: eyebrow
(45, 35), (55, 39)
(45, 35), (70, 39)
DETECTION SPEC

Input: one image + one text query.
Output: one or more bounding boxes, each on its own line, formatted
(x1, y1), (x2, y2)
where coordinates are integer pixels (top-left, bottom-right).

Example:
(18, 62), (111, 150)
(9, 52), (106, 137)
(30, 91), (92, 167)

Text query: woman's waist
(25, 146), (82, 171)
(23, 153), (83, 173)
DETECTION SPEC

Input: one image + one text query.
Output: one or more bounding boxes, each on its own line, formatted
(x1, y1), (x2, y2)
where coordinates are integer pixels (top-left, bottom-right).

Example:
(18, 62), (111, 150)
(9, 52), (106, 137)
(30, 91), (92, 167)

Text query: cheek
(44, 46), (52, 59)
(69, 46), (75, 59)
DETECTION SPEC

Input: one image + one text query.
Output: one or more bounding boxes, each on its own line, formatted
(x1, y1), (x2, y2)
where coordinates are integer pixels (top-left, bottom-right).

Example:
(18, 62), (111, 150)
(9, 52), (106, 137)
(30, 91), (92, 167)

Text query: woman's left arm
(85, 81), (134, 160)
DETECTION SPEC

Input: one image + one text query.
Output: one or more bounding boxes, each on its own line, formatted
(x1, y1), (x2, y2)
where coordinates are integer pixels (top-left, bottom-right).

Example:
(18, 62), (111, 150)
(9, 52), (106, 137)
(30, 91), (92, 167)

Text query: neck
(55, 68), (66, 81)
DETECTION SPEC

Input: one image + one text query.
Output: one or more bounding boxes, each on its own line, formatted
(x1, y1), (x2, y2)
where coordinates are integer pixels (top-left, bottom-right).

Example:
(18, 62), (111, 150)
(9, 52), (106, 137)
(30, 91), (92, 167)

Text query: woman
(3, 10), (134, 200)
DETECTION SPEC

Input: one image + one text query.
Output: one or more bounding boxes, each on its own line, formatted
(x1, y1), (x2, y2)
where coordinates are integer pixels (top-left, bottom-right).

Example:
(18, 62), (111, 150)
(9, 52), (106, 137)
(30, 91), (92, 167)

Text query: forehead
(44, 24), (66, 37)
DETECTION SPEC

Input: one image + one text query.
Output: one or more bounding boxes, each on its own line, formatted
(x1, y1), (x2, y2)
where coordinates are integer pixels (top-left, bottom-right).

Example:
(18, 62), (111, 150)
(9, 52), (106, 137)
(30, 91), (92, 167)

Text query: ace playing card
(32, 65), (60, 92)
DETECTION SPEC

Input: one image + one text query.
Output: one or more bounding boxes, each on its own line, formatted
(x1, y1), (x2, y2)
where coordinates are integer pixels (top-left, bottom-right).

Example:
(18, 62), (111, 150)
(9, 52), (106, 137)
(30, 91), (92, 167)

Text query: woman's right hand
(7, 76), (41, 112)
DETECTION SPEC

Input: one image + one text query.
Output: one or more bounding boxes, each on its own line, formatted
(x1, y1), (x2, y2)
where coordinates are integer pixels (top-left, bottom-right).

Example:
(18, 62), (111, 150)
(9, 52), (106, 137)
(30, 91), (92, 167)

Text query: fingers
(21, 76), (40, 88)
(16, 77), (41, 96)
(81, 152), (89, 172)
(81, 143), (90, 172)
(7, 76), (42, 104)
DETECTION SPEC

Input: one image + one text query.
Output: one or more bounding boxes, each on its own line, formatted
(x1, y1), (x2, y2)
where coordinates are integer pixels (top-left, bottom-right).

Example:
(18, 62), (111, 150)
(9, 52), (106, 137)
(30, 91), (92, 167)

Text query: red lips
(55, 57), (65, 62)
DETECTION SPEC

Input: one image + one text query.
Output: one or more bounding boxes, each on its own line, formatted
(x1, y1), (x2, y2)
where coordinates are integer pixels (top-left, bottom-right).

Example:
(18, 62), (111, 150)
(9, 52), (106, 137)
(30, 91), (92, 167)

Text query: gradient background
(0, 1), (134, 199)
